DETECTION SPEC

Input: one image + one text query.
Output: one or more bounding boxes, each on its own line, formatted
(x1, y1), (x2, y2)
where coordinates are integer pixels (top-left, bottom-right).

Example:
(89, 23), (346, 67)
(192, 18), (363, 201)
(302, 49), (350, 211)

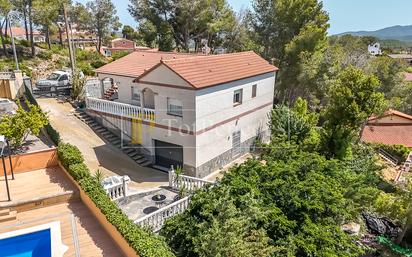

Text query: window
(232, 131), (241, 157)
(59, 75), (68, 81)
(233, 89), (243, 105)
(167, 98), (183, 117)
(131, 86), (141, 106)
(252, 84), (257, 98)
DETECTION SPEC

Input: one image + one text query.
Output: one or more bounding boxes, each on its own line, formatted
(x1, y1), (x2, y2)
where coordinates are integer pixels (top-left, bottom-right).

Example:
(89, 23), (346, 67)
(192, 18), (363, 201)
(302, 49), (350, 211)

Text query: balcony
(85, 97), (155, 122)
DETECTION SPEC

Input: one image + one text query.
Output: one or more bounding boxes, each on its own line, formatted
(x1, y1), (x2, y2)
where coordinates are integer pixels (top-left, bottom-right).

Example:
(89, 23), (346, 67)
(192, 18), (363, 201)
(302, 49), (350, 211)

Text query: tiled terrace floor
(0, 167), (124, 256)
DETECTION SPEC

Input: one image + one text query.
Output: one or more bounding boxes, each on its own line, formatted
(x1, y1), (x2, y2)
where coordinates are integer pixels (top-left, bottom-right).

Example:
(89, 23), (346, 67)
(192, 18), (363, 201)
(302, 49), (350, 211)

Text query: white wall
(195, 72), (275, 167)
(97, 70), (276, 170)
(97, 69), (197, 167)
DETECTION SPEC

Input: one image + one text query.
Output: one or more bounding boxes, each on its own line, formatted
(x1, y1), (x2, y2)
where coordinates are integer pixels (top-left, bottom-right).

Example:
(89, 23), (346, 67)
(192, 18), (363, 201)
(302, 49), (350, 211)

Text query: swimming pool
(0, 229), (51, 257)
(0, 222), (68, 257)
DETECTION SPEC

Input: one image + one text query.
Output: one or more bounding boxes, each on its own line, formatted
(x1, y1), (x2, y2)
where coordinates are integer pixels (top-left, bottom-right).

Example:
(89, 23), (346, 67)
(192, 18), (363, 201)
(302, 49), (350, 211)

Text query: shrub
(37, 50), (53, 60)
(18, 39), (30, 47)
(46, 124), (60, 145)
(77, 61), (95, 76)
(90, 59), (107, 69)
(57, 143), (84, 168)
(24, 84), (61, 146)
(68, 162), (90, 180)
(78, 176), (175, 257)
(111, 51), (130, 61)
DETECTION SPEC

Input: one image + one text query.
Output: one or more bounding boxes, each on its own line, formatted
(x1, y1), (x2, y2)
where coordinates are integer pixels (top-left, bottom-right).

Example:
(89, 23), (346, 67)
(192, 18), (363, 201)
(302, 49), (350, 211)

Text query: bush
(369, 143), (410, 162)
(77, 61), (95, 76)
(111, 51), (130, 61)
(68, 162), (90, 180)
(57, 143), (84, 168)
(46, 124), (60, 145)
(18, 39), (30, 47)
(37, 50), (53, 60)
(78, 176), (175, 257)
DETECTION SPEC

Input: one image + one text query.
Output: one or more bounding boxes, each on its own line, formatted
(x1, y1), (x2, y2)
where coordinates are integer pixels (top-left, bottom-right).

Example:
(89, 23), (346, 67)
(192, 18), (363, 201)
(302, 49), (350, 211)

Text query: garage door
(154, 140), (183, 170)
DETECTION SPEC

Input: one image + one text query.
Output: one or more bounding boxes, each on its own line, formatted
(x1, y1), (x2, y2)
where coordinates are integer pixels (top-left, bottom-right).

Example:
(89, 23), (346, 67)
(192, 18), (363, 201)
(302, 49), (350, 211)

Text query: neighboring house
(9, 27), (45, 43)
(89, 51), (278, 177)
(404, 72), (412, 82)
(361, 109), (412, 148)
(101, 38), (153, 57)
(368, 42), (382, 56)
(388, 54), (412, 65)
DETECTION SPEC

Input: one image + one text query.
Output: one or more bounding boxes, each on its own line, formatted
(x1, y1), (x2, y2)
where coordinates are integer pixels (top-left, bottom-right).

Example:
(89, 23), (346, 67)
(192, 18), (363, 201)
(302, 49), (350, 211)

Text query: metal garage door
(154, 140), (184, 170)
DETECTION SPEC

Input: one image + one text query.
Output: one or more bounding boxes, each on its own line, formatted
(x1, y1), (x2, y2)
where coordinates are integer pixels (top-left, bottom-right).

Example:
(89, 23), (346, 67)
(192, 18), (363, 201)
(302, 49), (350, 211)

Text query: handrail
(134, 196), (190, 232)
(168, 169), (214, 191)
(85, 97), (155, 122)
(378, 148), (398, 166)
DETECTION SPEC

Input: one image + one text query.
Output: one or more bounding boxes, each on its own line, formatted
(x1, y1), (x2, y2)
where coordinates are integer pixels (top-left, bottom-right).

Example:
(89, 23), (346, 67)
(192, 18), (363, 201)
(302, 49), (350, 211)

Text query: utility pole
(63, 4), (76, 73)
(8, 15), (19, 71)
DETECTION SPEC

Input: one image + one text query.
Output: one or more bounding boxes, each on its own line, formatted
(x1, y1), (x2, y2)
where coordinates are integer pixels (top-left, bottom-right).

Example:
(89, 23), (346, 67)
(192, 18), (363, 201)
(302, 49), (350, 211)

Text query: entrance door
(154, 140), (183, 170)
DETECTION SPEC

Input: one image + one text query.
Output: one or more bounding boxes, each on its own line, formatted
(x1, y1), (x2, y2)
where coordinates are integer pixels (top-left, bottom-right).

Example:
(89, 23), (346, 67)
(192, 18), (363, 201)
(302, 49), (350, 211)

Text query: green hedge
(26, 83), (174, 257)
(57, 143), (175, 257)
(370, 143), (410, 163)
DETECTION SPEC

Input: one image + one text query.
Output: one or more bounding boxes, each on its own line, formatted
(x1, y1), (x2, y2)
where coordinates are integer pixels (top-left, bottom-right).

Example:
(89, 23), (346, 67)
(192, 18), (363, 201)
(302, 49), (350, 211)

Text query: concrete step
(0, 209), (10, 216)
(101, 131), (112, 137)
(110, 138), (121, 144)
(95, 127), (106, 133)
(127, 152), (140, 158)
(0, 211), (17, 222)
(140, 160), (152, 167)
(133, 156), (145, 162)
(106, 133), (119, 140)
(123, 148), (135, 154)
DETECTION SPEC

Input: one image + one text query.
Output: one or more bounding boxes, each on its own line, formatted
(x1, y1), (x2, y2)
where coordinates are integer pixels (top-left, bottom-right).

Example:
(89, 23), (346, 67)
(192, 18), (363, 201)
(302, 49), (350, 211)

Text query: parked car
(35, 70), (71, 89)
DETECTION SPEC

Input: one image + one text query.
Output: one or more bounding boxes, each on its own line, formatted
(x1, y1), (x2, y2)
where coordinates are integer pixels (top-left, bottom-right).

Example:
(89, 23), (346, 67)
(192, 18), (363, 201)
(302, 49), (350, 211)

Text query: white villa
(368, 42), (382, 56)
(87, 51), (278, 177)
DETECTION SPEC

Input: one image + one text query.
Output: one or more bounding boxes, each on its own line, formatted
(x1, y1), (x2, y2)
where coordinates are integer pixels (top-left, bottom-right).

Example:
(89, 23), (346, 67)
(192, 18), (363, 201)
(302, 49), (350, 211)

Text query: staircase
(0, 209), (17, 222)
(74, 110), (152, 167)
(378, 148), (399, 167)
(103, 85), (118, 100)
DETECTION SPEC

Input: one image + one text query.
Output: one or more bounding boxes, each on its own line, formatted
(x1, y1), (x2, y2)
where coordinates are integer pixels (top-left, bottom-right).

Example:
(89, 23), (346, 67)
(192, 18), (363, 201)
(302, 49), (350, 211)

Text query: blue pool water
(0, 229), (51, 257)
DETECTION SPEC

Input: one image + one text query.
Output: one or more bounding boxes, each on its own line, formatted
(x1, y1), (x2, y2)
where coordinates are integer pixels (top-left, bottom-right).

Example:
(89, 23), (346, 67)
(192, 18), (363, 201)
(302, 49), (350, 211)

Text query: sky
(79, 0), (412, 35)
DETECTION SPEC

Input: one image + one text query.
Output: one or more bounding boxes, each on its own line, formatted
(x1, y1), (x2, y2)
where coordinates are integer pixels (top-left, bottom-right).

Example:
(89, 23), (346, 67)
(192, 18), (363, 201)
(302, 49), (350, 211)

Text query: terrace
(0, 150), (124, 256)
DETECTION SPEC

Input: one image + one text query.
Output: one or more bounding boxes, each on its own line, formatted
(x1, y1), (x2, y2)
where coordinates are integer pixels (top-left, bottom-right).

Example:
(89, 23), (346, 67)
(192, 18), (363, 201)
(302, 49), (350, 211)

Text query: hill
(338, 25), (412, 42)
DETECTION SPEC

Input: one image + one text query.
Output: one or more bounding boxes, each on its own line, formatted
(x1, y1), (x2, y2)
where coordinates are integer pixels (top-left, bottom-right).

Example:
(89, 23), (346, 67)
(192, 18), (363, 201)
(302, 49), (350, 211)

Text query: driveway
(36, 97), (168, 189)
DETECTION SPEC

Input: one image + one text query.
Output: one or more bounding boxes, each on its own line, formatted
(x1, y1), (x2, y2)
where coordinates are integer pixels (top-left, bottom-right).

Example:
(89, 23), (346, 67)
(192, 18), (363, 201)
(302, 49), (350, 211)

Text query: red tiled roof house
(361, 109), (412, 148)
(87, 51), (278, 177)
(101, 38), (153, 57)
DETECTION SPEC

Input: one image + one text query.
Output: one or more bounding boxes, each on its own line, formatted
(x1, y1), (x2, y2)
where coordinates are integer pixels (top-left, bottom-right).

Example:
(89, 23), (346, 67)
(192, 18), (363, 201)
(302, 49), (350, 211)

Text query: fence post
(122, 177), (128, 198)
(169, 165), (175, 188)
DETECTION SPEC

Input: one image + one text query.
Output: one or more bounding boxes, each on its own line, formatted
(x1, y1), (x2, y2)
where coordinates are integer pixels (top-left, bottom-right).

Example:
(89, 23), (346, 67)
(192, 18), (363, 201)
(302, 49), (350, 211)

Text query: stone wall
(195, 130), (269, 178)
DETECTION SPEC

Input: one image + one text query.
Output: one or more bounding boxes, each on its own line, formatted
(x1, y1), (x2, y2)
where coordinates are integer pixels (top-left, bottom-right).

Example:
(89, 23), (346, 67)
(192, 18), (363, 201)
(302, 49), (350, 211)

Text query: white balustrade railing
(103, 175), (129, 201)
(85, 97), (155, 122)
(134, 196), (190, 232)
(107, 183), (127, 200)
(0, 72), (14, 79)
(169, 168), (214, 192)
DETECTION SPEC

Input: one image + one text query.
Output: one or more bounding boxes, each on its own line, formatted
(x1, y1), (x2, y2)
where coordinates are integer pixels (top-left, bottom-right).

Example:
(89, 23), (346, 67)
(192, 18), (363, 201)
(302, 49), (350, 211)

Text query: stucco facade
(93, 53), (276, 177)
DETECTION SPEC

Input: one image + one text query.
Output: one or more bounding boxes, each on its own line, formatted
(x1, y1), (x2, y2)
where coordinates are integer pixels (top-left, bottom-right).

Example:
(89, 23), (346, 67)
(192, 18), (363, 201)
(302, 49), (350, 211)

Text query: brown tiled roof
(95, 51), (195, 77)
(158, 51), (278, 88)
(362, 125), (412, 148)
(368, 109), (412, 122)
(362, 109), (412, 147)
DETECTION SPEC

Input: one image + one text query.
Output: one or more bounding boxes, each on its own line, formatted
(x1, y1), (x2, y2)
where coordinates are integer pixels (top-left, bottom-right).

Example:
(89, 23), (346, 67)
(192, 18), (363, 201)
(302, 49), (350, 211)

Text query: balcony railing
(134, 196), (190, 232)
(169, 168), (214, 192)
(85, 97), (155, 122)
